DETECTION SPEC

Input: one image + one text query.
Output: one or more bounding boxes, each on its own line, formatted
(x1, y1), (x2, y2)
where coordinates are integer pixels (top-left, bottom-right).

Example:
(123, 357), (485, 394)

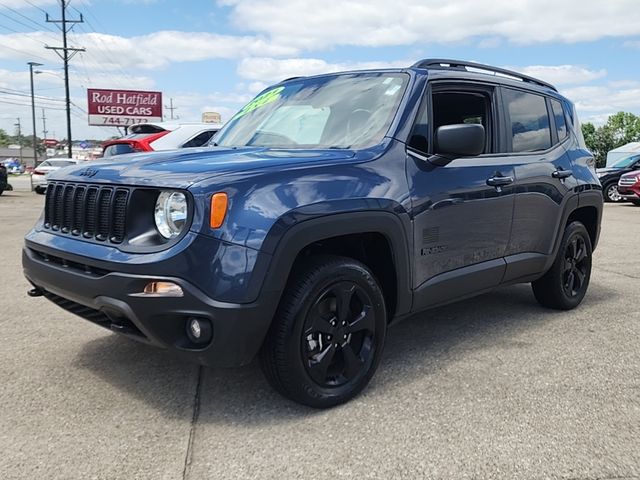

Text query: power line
(0, 87), (66, 103)
(0, 10), (59, 45)
(1, 4), (56, 33)
(24, 0), (49, 14)
(0, 41), (49, 61)
(74, 25), (134, 85)
(0, 97), (66, 110)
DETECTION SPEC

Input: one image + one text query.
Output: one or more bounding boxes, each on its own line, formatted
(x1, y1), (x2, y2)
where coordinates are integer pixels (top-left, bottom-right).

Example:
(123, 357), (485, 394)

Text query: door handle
(486, 175), (514, 187)
(552, 169), (573, 179)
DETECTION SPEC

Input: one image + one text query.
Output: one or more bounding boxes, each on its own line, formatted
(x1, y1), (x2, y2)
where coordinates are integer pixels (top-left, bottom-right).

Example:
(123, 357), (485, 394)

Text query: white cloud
(223, 0), (640, 49)
(507, 65), (607, 86)
(0, 30), (298, 71)
(561, 84), (640, 113)
(237, 57), (409, 82)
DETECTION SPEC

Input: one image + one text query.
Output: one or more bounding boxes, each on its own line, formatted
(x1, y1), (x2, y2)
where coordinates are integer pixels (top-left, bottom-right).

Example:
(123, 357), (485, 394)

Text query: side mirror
(429, 124), (485, 166)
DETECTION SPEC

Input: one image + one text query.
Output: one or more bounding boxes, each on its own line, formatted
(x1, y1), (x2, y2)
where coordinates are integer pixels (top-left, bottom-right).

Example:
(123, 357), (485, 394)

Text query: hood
(620, 169), (640, 179)
(596, 167), (620, 175)
(49, 146), (357, 188)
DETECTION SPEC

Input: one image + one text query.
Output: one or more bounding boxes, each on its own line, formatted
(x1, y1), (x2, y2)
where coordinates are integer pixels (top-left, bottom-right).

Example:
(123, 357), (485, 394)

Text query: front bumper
(22, 245), (279, 367)
(617, 185), (640, 201)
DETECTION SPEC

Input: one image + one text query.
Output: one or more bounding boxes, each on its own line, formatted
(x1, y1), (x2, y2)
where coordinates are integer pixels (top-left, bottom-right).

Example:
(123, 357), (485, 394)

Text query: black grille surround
(44, 182), (130, 245)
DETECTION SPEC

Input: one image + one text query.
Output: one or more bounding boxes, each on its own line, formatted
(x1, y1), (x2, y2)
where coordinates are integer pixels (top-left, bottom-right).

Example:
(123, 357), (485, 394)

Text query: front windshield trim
(215, 71), (410, 150)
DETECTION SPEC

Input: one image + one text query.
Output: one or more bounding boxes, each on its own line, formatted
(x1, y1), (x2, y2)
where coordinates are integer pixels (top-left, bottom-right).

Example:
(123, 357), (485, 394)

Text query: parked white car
(31, 159), (79, 194)
(101, 122), (223, 158)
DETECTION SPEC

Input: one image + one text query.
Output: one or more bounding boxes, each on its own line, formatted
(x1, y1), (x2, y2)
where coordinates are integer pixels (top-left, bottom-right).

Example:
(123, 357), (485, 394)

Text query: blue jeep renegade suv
(23, 59), (603, 408)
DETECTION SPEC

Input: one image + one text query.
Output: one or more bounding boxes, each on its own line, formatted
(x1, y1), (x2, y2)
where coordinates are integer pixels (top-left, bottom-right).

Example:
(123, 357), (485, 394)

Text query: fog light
(142, 281), (184, 297)
(186, 317), (212, 345)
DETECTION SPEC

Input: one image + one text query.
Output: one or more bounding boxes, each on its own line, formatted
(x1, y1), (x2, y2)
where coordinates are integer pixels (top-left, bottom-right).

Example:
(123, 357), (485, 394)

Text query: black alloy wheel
(532, 221), (592, 310)
(561, 235), (589, 298)
(302, 282), (376, 388)
(260, 255), (387, 408)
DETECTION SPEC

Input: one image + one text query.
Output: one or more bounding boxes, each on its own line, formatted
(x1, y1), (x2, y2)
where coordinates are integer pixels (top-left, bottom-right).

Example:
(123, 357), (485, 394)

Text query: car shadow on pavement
(75, 281), (618, 423)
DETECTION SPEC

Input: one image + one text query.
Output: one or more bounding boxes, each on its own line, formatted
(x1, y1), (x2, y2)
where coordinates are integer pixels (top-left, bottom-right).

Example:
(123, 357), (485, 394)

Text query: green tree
(606, 111), (640, 145)
(581, 112), (640, 167)
(0, 128), (10, 146)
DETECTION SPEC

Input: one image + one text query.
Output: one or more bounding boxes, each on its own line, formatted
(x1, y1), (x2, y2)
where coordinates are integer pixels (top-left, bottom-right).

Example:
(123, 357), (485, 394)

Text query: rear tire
(34, 186), (45, 195)
(532, 221), (592, 310)
(260, 255), (387, 408)
(631, 199), (640, 206)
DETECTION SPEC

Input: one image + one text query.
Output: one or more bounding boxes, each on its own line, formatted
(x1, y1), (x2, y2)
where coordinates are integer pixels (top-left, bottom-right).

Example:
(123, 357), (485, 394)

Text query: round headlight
(154, 191), (188, 239)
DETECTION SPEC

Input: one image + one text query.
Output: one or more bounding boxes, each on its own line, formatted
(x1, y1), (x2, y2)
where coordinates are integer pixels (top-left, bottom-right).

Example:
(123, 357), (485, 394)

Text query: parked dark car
(596, 154), (640, 202)
(23, 59), (602, 408)
(617, 170), (640, 205)
(0, 164), (8, 195)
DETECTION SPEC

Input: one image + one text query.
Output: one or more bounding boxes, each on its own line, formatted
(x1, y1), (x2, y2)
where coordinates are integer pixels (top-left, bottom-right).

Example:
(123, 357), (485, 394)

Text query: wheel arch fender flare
(544, 189), (603, 272)
(254, 210), (414, 318)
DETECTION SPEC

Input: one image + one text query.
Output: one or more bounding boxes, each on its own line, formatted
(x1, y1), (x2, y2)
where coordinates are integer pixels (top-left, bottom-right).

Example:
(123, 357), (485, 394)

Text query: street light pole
(28, 62), (43, 167)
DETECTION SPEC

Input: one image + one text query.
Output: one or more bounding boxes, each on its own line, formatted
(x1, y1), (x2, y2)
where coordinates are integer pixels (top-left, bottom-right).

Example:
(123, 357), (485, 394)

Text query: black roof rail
(412, 58), (557, 92)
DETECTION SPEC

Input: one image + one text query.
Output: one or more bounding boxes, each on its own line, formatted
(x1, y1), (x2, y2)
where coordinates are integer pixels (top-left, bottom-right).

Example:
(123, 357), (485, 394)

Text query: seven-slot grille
(618, 176), (637, 187)
(44, 182), (130, 244)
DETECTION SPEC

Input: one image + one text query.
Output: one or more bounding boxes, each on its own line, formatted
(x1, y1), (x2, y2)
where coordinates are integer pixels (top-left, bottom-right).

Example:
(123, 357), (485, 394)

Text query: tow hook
(27, 287), (45, 297)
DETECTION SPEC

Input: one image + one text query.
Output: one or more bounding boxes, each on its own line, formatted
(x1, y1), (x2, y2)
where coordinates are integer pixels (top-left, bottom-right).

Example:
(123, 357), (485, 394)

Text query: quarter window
(504, 89), (552, 152)
(550, 99), (568, 140)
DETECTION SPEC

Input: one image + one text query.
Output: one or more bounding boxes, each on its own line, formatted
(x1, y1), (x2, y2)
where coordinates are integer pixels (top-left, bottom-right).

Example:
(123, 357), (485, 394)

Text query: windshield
(215, 72), (409, 149)
(612, 154), (640, 168)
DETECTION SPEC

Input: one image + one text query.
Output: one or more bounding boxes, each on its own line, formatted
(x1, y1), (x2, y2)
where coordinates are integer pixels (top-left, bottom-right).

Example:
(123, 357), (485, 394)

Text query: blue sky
(1, 0), (640, 140)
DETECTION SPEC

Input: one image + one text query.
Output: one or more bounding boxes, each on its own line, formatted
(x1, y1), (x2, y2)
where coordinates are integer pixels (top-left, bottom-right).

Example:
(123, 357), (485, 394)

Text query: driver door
(407, 82), (516, 309)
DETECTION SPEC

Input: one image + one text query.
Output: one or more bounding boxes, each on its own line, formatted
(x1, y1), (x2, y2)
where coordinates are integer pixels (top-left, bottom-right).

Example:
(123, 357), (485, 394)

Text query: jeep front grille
(44, 182), (130, 244)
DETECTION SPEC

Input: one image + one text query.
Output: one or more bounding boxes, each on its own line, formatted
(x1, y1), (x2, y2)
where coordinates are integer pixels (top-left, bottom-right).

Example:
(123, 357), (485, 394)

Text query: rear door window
(503, 88), (552, 152)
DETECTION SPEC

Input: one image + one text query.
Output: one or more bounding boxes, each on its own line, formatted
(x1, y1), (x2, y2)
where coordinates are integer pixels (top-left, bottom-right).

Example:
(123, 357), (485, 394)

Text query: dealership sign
(87, 88), (162, 127)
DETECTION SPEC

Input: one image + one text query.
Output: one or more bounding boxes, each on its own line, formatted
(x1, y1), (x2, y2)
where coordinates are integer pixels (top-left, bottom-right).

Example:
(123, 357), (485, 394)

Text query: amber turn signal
(210, 192), (228, 228)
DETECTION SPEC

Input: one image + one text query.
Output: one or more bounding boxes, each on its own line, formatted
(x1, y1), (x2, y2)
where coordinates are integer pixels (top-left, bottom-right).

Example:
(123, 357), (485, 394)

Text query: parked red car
(618, 170), (640, 205)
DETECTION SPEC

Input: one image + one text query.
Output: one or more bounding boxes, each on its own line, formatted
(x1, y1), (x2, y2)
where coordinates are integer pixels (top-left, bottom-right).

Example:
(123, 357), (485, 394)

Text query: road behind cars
(0, 193), (638, 479)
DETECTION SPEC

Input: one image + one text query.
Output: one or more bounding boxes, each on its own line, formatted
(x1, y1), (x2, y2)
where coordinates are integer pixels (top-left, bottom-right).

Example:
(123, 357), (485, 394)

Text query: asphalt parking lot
(1, 176), (638, 480)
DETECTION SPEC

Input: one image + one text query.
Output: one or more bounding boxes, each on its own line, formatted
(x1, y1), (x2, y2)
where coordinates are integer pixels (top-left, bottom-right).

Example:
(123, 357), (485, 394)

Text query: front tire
(532, 221), (593, 310)
(34, 186), (45, 195)
(603, 182), (623, 202)
(260, 255), (387, 408)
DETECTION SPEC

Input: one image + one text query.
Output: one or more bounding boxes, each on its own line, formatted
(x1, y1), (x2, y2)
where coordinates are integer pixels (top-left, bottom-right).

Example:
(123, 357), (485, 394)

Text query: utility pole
(14, 118), (23, 165)
(41, 109), (48, 140)
(45, 0), (84, 159)
(28, 62), (43, 167)
(165, 98), (177, 120)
